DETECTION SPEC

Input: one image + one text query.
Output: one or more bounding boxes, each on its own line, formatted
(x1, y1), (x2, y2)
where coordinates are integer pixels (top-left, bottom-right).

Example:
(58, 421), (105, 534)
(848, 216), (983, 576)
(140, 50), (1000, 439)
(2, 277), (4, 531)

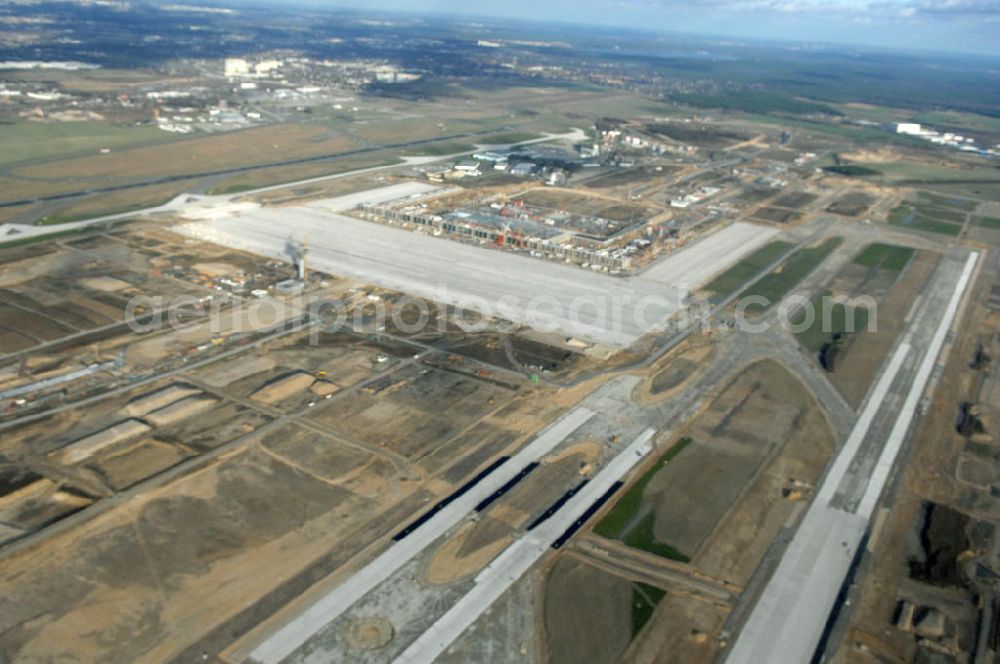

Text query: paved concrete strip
(247, 406), (595, 664)
(857, 250), (979, 517)
(813, 340), (912, 505)
(317, 181), (442, 211)
(726, 505), (869, 664)
(726, 251), (980, 664)
(640, 221), (780, 291)
(393, 428), (656, 664)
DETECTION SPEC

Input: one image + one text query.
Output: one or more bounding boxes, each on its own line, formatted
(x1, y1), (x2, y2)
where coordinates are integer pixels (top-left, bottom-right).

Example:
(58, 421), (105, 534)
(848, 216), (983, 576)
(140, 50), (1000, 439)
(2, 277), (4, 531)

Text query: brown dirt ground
(425, 519), (513, 585)
(89, 438), (191, 491)
(693, 399), (833, 586)
(0, 445), (410, 663)
(645, 359), (827, 558)
(751, 206), (802, 225)
(542, 556), (634, 664)
(305, 366), (514, 462)
(632, 338), (717, 403)
(621, 593), (726, 664)
(0, 202), (43, 225)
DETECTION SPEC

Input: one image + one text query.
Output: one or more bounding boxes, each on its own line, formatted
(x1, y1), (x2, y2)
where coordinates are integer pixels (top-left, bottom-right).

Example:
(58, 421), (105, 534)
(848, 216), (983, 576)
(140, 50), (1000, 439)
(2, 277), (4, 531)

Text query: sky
(319, 0), (1000, 56)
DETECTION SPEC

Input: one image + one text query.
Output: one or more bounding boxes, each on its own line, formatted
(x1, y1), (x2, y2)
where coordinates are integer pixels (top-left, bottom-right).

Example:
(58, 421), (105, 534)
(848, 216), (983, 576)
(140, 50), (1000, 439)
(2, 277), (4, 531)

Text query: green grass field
(792, 290), (871, 353)
(400, 142), (475, 156)
(0, 226), (93, 248)
(867, 161), (1000, 186)
(888, 204), (964, 236)
(631, 583), (667, 637)
(738, 237), (843, 310)
(593, 438), (692, 563)
(913, 110), (1000, 134)
(973, 216), (1000, 230)
(916, 205), (967, 224)
(481, 131), (544, 144)
(594, 437), (692, 541)
(832, 103), (914, 125)
(203, 183), (259, 196)
(0, 121), (170, 168)
(702, 240), (795, 299)
(853, 243), (915, 271)
(622, 513), (691, 562)
(914, 191), (979, 210)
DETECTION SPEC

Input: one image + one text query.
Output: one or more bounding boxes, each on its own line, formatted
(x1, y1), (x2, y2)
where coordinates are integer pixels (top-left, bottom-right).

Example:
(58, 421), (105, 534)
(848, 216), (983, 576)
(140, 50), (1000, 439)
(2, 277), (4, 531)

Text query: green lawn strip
(914, 191), (978, 211)
(792, 290), (871, 354)
(0, 226), (93, 248)
(915, 204), (966, 224)
(890, 202), (966, 225)
(631, 582), (667, 637)
(898, 214), (963, 236)
(204, 183), (258, 196)
(593, 437), (692, 540)
(888, 205), (964, 236)
(203, 158), (402, 196)
(400, 142), (475, 156)
(738, 237), (843, 311)
(973, 216), (1000, 230)
(852, 243), (915, 271)
(480, 131), (543, 144)
(702, 240), (795, 299)
(38, 196), (176, 225)
(621, 513), (691, 562)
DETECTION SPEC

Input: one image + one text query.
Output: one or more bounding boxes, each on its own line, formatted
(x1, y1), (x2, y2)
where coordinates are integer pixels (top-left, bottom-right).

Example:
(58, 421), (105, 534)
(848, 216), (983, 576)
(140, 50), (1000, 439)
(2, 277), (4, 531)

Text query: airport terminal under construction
(175, 181), (779, 347)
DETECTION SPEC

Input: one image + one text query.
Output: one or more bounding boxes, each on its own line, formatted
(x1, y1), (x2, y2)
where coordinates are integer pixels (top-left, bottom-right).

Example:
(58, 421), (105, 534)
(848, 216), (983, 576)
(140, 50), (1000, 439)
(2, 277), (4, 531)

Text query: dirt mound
(251, 372), (315, 404)
(343, 617), (394, 650)
(425, 520), (511, 585)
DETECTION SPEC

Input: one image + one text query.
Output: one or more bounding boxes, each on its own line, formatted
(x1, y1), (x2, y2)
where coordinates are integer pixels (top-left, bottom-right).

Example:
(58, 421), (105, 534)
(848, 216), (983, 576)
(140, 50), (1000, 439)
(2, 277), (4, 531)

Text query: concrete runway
(393, 428), (656, 664)
(176, 183), (779, 347)
(725, 249), (979, 664)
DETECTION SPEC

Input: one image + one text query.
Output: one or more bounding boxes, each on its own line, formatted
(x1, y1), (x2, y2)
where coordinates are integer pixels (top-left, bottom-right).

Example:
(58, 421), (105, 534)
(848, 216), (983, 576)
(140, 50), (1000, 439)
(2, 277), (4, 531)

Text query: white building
(224, 58), (250, 78)
(896, 123), (923, 136)
(255, 60), (282, 76)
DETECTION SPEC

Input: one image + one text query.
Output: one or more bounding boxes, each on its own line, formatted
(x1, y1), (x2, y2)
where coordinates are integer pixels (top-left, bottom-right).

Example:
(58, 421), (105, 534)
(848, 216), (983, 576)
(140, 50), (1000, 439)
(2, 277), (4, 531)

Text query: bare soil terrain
(643, 360), (831, 559)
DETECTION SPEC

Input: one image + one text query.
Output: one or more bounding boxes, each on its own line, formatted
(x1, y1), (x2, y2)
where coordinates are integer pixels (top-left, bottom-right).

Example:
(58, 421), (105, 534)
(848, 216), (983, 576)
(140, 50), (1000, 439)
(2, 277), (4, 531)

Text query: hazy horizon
(290, 0), (1000, 57)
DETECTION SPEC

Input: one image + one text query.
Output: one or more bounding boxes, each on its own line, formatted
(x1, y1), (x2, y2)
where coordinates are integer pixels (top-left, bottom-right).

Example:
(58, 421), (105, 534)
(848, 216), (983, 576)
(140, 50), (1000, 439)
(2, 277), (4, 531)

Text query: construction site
(357, 184), (674, 273)
(0, 110), (997, 664)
